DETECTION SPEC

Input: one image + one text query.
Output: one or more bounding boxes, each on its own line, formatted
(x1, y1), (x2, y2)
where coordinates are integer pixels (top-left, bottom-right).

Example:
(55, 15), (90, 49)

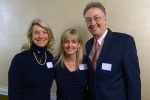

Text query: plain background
(0, 0), (150, 99)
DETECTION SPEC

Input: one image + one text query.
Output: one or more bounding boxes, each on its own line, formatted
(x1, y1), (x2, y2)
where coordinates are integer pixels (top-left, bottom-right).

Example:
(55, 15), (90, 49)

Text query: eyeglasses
(85, 16), (104, 23)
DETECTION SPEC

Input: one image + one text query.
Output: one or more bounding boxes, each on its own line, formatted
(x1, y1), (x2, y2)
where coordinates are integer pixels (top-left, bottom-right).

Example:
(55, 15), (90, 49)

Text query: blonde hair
(56, 28), (84, 67)
(21, 18), (54, 52)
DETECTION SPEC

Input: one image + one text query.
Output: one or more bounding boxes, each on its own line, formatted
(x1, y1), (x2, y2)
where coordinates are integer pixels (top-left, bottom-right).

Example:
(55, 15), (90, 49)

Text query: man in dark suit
(83, 1), (141, 100)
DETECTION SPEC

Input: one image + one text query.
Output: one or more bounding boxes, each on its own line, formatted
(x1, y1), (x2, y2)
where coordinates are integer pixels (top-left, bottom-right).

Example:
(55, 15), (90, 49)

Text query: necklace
(33, 51), (47, 65)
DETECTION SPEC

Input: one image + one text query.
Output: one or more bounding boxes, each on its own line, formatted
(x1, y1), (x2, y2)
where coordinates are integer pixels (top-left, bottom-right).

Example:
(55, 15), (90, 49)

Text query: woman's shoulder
(10, 50), (30, 66)
(46, 51), (54, 59)
(52, 57), (59, 64)
(13, 50), (30, 59)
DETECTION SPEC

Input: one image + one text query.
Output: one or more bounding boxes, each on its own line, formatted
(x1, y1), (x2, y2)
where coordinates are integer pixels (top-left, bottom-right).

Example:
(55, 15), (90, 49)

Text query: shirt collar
(95, 29), (108, 47)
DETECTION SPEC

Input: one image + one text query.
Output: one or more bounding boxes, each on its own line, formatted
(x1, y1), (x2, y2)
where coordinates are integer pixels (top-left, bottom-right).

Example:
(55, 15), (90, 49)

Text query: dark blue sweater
(8, 44), (54, 100)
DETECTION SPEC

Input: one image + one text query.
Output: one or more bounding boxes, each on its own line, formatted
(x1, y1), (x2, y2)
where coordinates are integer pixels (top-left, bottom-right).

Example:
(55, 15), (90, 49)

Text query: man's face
(84, 8), (108, 39)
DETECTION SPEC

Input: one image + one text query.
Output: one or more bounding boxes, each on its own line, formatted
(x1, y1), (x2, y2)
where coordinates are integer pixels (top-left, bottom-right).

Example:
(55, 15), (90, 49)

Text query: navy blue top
(8, 44), (54, 100)
(54, 56), (89, 100)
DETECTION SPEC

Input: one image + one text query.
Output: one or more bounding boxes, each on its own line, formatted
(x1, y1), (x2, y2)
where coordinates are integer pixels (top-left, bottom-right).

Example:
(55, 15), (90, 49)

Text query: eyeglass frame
(85, 16), (105, 23)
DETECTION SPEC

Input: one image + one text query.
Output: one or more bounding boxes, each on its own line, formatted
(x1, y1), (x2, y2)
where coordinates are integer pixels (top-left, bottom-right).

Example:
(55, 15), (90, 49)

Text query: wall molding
(0, 86), (8, 95)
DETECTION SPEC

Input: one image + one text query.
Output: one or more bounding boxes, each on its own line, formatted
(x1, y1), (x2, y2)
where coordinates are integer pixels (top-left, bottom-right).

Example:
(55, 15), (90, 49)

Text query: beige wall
(0, 0), (150, 99)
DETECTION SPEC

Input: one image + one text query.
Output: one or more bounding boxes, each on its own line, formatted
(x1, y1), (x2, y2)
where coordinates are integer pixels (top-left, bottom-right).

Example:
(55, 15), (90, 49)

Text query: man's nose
(90, 19), (97, 25)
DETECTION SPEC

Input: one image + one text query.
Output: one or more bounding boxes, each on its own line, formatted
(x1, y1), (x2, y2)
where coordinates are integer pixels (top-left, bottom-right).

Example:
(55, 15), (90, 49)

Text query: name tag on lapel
(79, 64), (88, 70)
(102, 63), (112, 71)
(46, 62), (53, 68)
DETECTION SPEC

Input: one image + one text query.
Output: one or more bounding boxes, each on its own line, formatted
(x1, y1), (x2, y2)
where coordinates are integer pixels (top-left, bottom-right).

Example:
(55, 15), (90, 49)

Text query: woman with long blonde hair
(54, 28), (89, 100)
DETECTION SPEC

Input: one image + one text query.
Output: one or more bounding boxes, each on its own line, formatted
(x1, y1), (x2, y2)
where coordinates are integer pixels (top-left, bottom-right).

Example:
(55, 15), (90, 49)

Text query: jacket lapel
(97, 29), (113, 64)
(86, 38), (94, 56)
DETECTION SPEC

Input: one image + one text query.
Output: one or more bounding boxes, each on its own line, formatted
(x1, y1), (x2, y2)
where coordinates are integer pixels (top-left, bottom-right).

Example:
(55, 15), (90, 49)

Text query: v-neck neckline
(63, 63), (77, 73)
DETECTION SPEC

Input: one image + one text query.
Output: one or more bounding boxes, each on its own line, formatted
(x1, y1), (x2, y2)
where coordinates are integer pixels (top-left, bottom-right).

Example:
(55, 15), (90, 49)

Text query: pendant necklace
(33, 51), (47, 65)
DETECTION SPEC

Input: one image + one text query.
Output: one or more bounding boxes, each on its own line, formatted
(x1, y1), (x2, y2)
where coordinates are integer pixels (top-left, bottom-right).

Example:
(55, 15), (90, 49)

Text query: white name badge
(79, 64), (88, 70)
(46, 62), (53, 68)
(102, 63), (112, 71)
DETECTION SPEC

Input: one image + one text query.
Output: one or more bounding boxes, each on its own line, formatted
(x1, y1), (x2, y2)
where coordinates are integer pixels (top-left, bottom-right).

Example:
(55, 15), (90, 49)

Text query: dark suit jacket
(86, 29), (141, 100)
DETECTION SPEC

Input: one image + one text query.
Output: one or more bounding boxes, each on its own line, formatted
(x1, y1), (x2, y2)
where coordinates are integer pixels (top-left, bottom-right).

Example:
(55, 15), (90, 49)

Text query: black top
(8, 44), (54, 100)
(54, 56), (89, 100)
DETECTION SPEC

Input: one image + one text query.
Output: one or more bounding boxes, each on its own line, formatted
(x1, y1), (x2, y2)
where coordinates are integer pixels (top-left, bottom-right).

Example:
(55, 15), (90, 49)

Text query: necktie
(92, 41), (100, 71)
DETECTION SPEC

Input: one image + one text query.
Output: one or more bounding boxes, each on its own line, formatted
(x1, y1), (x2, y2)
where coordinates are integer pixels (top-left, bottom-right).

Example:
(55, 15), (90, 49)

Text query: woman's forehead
(65, 34), (78, 40)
